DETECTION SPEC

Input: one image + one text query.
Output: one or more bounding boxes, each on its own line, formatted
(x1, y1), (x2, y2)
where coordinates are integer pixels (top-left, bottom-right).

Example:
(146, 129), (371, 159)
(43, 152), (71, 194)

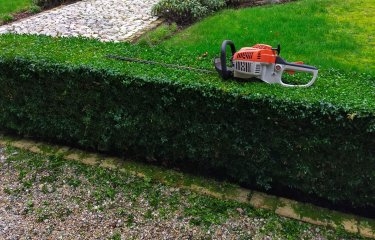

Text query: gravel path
(0, 0), (161, 42)
(0, 145), (263, 239)
(0, 144), (343, 239)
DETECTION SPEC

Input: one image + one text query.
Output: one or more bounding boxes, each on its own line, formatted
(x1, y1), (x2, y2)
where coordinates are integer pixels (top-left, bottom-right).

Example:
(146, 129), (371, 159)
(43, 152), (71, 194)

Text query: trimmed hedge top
(1, 34), (373, 116)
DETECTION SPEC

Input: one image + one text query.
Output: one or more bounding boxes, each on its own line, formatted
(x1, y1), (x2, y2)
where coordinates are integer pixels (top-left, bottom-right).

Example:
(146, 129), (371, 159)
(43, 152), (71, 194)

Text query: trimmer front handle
(275, 57), (318, 87)
(214, 40), (236, 80)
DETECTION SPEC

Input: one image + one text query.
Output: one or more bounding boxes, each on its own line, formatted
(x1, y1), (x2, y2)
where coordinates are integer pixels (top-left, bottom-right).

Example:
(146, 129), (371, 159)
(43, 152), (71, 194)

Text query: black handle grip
(220, 40), (236, 80)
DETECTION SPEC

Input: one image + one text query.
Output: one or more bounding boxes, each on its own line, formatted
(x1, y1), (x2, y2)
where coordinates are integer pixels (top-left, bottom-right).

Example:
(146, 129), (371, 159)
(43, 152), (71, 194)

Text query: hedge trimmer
(107, 40), (318, 87)
(214, 40), (318, 87)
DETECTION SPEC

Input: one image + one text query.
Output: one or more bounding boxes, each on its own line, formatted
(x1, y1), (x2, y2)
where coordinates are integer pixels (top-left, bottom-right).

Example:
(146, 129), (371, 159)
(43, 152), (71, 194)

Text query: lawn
(138, 0), (375, 111)
(0, 0), (36, 24)
(0, 0), (32, 15)
(160, 0), (374, 75)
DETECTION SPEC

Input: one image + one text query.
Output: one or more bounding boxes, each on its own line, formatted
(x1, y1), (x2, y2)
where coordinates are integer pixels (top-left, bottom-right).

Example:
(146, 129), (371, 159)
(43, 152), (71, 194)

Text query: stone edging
(0, 137), (374, 239)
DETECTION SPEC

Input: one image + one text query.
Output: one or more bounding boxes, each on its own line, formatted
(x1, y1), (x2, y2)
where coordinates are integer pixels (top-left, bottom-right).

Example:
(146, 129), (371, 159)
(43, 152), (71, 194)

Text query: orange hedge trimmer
(107, 40), (318, 87)
(214, 40), (318, 87)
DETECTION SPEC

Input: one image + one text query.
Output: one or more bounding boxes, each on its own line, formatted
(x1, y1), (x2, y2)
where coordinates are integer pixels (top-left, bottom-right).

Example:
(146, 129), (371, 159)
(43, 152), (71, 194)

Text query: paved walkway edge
(1, 136), (374, 239)
(0, 0), (161, 42)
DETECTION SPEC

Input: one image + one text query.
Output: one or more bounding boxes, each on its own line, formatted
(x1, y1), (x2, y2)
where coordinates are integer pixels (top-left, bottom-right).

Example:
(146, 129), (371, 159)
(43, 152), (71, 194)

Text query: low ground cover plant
(0, 0), (374, 213)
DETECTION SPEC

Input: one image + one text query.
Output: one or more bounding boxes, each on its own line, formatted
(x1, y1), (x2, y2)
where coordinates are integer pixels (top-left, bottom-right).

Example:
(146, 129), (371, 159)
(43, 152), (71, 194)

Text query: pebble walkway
(0, 0), (161, 42)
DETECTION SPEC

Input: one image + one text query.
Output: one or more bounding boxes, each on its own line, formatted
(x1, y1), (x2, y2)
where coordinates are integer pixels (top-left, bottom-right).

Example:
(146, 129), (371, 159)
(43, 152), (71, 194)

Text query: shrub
(28, 5), (42, 14)
(152, 0), (227, 25)
(0, 56), (374, 210)
(226, 0), (253, 6)
(152, 0), (271, 24)
(0, 35), (374, 211)
(32, 0), (77, 9)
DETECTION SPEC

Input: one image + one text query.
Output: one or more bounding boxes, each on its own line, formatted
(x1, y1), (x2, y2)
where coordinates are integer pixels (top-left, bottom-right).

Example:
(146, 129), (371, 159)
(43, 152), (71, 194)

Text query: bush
(152, 0), (227, 25)
(28, 5), (42, 14)
(226, 0), (253, 6)
(32, 0), (76, 9)
(0, 35), (374, 211)
(152, 0), (272, 24)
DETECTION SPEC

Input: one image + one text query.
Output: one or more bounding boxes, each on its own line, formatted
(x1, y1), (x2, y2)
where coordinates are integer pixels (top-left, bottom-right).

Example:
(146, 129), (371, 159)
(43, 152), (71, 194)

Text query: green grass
(0, 0), (33, 15)
(0, 0), (35, 24)
(137, 22), (178, 46)
(161, 0), (374, 76)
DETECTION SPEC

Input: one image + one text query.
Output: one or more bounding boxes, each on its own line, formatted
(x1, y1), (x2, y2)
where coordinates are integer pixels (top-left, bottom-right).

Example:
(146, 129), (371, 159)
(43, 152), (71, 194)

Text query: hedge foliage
(152, 0), (249, 24)
(33, 0), (77, 9)
(0, 35), (374, 210)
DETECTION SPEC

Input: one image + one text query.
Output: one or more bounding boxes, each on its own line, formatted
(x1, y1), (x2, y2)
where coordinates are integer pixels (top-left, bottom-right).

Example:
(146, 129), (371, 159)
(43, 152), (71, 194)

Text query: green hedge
(0, 35), (374, 210)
